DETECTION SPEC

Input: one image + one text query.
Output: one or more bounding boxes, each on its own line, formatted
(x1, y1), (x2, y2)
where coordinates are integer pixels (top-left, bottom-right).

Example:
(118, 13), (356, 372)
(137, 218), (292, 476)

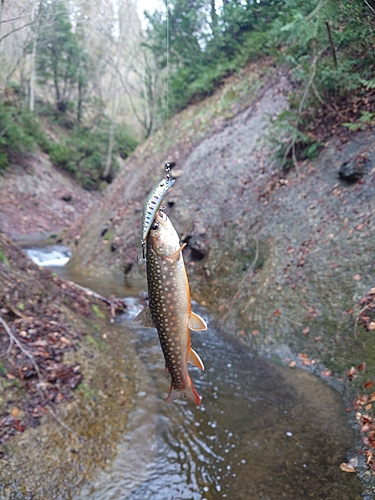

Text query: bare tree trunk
(0, 0), (4, 40)
(29, 1), (39, 112)
(29, 35), (37, 111)
(210, 0), (217, 32)
(102, 111), (115, 180)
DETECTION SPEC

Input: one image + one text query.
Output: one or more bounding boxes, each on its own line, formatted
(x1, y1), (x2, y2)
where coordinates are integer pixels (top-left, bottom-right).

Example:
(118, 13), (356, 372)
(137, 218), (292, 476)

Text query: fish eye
(159, 181), (165, 187)
(151, 222), (159, 230)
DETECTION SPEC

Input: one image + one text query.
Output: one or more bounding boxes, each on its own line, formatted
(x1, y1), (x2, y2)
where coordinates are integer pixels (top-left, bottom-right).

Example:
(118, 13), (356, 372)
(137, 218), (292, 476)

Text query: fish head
(148, 210), (180, 257)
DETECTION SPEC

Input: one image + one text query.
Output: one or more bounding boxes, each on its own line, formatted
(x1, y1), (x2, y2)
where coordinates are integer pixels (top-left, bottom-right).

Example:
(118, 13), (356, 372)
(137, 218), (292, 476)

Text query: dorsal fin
(188, 311), (207, 331)
(188, 347), (205, 370)
(132, 306), (155, 328)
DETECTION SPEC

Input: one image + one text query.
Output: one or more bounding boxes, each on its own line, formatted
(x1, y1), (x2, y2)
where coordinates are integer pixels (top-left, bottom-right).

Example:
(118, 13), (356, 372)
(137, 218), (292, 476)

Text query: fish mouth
(154, 209), (170, 229)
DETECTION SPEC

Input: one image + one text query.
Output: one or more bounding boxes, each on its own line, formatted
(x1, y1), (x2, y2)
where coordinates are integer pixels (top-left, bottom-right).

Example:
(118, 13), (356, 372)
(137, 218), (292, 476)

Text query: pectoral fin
(132, 306), (155, 328)
(166, 243), (187, 263)
(188, 311), (207, 331)
(188, 347), (205, 370)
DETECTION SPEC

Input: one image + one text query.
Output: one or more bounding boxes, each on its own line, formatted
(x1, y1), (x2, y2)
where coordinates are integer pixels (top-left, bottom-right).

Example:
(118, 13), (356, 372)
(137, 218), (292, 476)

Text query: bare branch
(0, 314), (43, 383)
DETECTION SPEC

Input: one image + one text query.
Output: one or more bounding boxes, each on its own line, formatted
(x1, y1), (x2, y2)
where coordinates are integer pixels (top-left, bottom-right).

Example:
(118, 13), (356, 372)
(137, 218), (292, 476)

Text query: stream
(26, 247), (362, 499)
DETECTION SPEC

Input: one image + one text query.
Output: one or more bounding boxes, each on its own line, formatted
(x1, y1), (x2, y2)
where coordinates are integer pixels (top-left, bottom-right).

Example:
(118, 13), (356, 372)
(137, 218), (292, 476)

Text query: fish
(141, 177), (175, 244)
(133, 209), (207, 405)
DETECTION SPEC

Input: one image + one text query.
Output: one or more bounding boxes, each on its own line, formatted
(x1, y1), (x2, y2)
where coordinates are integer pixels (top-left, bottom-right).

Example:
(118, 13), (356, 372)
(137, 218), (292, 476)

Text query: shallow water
(26, 255), (362, 499)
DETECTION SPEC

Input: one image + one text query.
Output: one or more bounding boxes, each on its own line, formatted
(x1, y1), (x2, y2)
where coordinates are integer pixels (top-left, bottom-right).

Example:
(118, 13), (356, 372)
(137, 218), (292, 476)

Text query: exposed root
(0, 313), (43, 383)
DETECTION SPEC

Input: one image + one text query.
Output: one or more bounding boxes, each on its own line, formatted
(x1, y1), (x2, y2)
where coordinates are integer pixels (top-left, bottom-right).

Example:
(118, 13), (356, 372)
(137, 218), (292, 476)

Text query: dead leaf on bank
(321, 368), (332, 378)
(364, 381), (374, 389)
(11, 408), (19, 418)
(340, 463), (356, 473)
(353, 274), (362, 281)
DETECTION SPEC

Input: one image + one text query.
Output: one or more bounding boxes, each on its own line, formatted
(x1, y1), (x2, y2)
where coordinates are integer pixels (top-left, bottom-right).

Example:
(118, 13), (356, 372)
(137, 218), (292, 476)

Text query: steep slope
(0, 152), (97, 242)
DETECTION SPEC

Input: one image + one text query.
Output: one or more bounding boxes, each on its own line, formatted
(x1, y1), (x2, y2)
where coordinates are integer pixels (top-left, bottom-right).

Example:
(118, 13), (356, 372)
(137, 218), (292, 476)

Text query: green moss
(0, 250), (8, 264)
(92, 304), (106, 319)
(103, 230), (114, 242)
(85, 334), (100, 348)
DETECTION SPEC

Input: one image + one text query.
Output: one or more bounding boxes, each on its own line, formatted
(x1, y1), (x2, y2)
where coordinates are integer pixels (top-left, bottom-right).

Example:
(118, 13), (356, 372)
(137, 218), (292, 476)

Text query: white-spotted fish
(141, 177), (175, 244)
(133, 210), (207, 405)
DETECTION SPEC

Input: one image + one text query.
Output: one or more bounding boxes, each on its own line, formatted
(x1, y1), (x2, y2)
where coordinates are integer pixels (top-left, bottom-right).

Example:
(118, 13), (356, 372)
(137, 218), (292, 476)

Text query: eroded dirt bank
(0, 152), (97, 242)
(67, 64), (375, 488)
(0, 234), (137, 497)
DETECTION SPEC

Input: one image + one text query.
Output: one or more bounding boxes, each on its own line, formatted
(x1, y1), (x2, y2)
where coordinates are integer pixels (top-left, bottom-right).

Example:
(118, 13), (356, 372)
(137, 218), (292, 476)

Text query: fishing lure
(141, 175), (175, 245)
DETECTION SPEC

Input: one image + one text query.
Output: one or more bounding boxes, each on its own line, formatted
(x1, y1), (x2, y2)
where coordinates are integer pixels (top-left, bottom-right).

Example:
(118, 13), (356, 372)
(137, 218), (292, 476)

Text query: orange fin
(165, 376), (201, 406)
(188, 311), (207, 331)
(132, 306), (155, 328)
(166, 243), (187, 263)
(188, 347), (204, 370)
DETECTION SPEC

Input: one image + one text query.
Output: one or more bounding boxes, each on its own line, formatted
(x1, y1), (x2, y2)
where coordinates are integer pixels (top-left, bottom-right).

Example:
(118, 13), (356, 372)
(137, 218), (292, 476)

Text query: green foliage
(268, 109), (323, 169)
(0, 104), (46, 171)
(145, 0), (281, 115)
(342, 112), (375, 132)
(45, 121), (137, 190)
(37, 0), (83, 114)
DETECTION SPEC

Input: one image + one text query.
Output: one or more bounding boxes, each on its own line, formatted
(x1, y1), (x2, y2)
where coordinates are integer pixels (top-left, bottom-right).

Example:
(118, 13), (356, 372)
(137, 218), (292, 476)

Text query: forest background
(1, 0), (375, 190)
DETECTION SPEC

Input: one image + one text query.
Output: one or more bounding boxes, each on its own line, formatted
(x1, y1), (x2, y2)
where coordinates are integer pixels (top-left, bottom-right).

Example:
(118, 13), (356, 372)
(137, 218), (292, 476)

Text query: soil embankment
(0, 151), (97, 242)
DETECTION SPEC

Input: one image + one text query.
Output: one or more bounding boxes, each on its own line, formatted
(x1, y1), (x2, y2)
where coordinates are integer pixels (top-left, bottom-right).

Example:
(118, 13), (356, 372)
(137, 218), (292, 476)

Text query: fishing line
(166, 0), (170, 123)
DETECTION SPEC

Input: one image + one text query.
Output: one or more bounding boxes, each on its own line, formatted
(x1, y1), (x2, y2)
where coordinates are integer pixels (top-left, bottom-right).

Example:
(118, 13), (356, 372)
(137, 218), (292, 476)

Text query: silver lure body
(141, 178), (175, 242)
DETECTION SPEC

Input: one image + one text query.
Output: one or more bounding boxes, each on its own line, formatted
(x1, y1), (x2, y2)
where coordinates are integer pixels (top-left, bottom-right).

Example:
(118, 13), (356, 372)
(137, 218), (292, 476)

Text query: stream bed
(18, 247), (362, 499)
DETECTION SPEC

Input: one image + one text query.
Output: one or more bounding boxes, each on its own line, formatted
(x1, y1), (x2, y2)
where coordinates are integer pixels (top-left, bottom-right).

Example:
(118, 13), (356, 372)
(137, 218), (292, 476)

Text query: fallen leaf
(340, 463), (356, 473)
(365, 381), (374, 389)
(321, 368), (332, 378)
(11, 408), (19, 418)
(303, 327), (310, 336)
(353, 274), (362, 281)
(361, 423), (371, 433)
(273, 310), (281, 316)
(289, 361), (296, 368)
(369, 322), (375, 331)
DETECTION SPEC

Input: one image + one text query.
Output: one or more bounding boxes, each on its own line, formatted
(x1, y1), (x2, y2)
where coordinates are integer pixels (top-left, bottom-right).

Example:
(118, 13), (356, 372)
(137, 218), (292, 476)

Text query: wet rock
(111, 236), (120, 252)
(61, 193), (73, 202)
(338, 157), (368, 182)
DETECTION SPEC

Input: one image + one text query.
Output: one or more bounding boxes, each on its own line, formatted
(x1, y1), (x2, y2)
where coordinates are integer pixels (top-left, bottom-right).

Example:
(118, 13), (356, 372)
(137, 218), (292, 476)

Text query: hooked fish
(141, 177), (175, 244)
(133, 209), (207, 405)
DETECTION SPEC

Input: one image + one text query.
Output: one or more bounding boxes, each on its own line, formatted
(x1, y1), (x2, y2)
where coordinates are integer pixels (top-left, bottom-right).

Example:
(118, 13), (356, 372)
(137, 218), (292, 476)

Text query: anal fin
(188, 347), (204, 370)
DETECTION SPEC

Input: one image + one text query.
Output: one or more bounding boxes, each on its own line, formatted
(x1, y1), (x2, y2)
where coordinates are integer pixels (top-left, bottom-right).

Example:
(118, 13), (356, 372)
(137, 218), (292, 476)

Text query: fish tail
(165, 376), (201, 406)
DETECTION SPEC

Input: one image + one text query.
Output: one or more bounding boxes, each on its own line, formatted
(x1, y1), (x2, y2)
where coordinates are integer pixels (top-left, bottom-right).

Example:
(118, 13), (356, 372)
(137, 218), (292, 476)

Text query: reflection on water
(76, 301), (361, 500)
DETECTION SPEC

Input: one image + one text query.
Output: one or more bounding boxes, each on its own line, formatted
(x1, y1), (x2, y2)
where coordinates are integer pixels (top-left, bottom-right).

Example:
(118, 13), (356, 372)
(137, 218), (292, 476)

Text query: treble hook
(165, 162), (171, 182)
(137, 240), (146, 262)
